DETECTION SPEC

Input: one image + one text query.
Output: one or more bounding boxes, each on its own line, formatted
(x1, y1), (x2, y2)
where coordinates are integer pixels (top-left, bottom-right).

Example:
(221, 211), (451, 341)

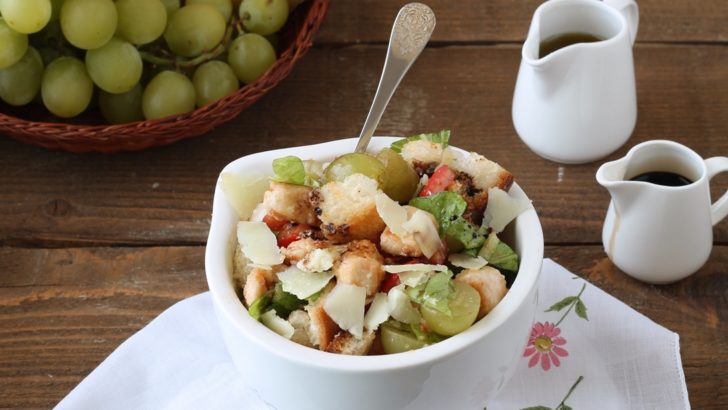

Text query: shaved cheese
(440, 147), (461, 168)
(387, 285), (421, 324)
(249, 202), (269, 222)
(364, 293), (390, 331)
(221, 172), (270, 220)
(237, 221), (284, 266)
(375, 192), (409, 237)
(296, 248), (337, 273)
(448, 254), (488, 269)
(402, 209), (442, 258)
(260, 310), (294, 339)
(396, 270), (432, 287)
(482, 187), (532, 233)
(323, 283), (366, 339)
(384, 264), (448, 273)
(277, 266), (334, 299)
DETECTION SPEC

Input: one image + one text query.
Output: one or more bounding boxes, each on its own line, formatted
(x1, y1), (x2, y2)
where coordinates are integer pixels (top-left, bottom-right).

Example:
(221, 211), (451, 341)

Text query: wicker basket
(0, 0), (330, 153)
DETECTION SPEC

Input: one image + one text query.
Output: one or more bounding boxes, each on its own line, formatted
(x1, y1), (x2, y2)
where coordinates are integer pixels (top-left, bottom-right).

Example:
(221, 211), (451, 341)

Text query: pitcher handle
(603, 0), (639, 45)
(705, 157), (728, 226)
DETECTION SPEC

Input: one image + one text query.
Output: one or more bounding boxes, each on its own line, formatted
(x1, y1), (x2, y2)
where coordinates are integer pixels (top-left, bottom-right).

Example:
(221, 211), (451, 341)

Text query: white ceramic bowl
(205, 137), (544, 410)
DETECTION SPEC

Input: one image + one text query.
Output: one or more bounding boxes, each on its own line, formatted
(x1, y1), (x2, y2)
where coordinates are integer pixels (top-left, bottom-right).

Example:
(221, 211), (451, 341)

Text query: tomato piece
(419, 165), (456, 197)
(263, 212), (288, 231)
(380, 273), (400, 294)
(277, 223), (311, 247)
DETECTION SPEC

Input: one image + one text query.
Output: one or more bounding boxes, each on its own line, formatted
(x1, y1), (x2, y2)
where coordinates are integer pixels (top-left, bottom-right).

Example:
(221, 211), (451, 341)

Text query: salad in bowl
(220, 131), (532, 355)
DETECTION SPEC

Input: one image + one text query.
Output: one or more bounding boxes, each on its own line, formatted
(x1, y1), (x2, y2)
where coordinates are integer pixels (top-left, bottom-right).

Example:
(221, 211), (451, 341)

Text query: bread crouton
(305, 283), (340, 350)
(380, 206), (438, 257)
(243, 268), (270, 307)
(232, 244), (253, 290)
(334, 240), (385, 295)
(454, 266), (507, 319)
(263, 181), (319, 225)
(281, 238), (331, 264)
(443, 149), (513, 193)
(400, 140), (444, 173)
(313, 174), (385, 243)
(325, 331), (376, 355)
(288, 310), (314, 347)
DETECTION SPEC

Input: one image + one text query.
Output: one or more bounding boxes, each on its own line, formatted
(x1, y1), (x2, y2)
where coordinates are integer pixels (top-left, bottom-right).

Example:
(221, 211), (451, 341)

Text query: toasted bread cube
(263, 181), (319, 225)
(454, 266), (507, 319)
(325, 331), (376, 355)
(288, 310), (314, 348)
(314, 174), (385, 243)
(334, 240), (385, 296)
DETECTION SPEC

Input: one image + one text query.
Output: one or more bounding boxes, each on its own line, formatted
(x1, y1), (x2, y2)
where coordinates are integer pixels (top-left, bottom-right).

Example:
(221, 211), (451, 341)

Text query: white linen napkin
(55, 259), (690, 410)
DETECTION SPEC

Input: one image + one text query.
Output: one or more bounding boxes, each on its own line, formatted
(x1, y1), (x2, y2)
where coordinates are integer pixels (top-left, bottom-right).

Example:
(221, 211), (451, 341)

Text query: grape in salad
(221, 131), (531, 355)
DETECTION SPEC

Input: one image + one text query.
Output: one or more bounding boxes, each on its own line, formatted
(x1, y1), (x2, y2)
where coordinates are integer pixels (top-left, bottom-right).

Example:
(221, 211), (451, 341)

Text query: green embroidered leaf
(575, 299), (589, 321)
(520, 406), (553, 410)
(545, 296), (577, 312)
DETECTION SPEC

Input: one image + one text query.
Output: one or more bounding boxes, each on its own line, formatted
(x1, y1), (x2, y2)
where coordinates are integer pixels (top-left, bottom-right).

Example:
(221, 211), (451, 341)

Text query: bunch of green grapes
(0, 0), (294, 123)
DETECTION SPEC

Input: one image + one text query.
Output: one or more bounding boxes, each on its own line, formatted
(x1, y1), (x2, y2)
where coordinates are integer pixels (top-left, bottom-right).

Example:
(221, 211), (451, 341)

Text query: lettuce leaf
(391, 130), (451, 153)
(271, 156), (320, 187)
(248, 292), (272, 320)
(270, 282), (306, 319)
(479, 233), (519, 272)
(409, 192), (486, 252)
(406, 270), (455, 315)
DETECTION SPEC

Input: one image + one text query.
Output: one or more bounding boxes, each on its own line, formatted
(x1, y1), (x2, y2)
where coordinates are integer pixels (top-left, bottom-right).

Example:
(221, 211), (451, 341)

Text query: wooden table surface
(1, 1), (726, 408)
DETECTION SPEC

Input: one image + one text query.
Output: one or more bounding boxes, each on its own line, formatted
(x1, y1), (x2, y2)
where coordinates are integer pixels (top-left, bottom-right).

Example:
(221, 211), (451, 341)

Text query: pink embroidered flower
(523, 321), (568, 371)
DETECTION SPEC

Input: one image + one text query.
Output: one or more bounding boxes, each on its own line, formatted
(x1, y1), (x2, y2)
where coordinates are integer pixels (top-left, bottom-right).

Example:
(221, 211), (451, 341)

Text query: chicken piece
(312, 174), (385, 243)
(281, 238), (331, 264)
(334, 240), (385, 296)
(380, 206), (438, 257)
(243, 268), (270, 307)
(454, 266), (508, 319)
(304, 283), (339, 350)
(288, 310), (314, 347)
(325, 331), (376, 355)
(262, 181), (319, 226)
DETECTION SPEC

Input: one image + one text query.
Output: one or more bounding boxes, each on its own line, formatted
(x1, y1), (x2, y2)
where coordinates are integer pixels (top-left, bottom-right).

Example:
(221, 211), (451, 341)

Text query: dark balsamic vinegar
(629, 171), (693, 187)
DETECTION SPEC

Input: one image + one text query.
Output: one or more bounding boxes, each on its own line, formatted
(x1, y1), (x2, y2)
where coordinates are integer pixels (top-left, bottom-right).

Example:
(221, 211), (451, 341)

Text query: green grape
(420, 281), (480, 336)
(188, 0), (232, 21)
(60, 0), (117, 50)
(142, 71), (196, 120)
(0, 0), (52, 34)
(192, 60), (238, 107)
(159, 0), (179, 15)
(323, 153), (386, 185)
(163, 4), (225, 58)
(41, 56), (93, 118)
(380, 324), (428, 354)
(99, 83), (143, 124)
(115, 0), (167, 45)
(227, 33), (276, 84)
(238, 0), (288, 36)
(377, 148), (420, 202)
(85, 37), (142, 94)
(0, 47), (43, 106)
(0, 18), (27, 69)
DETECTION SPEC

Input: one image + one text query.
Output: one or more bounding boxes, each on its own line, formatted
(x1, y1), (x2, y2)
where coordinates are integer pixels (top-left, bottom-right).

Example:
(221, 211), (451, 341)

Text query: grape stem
(140, 17), (239, 70)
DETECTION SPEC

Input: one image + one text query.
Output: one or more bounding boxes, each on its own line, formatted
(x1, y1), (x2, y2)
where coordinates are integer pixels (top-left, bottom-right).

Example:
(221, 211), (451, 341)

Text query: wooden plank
(316, 0), (728, 44)
(0, 44), (726, 246)
(0, 245), (725, 408)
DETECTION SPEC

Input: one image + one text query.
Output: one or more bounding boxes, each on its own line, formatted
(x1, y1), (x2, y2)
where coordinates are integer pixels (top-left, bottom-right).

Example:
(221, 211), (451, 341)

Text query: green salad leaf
(391, 130), (451, 153)
(269, 282), (305, 319)
(406, 270), (455, 316)
(478, 233), (519, 272)
(248, 292), (272, 321)
(271, 156), (320, 187)
(409, 192), (487, 252)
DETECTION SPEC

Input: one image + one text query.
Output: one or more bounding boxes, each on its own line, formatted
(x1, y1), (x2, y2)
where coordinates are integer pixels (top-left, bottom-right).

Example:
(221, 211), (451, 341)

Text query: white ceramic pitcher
(596, 140), (728, 284)
(512, 0), (639, 164)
